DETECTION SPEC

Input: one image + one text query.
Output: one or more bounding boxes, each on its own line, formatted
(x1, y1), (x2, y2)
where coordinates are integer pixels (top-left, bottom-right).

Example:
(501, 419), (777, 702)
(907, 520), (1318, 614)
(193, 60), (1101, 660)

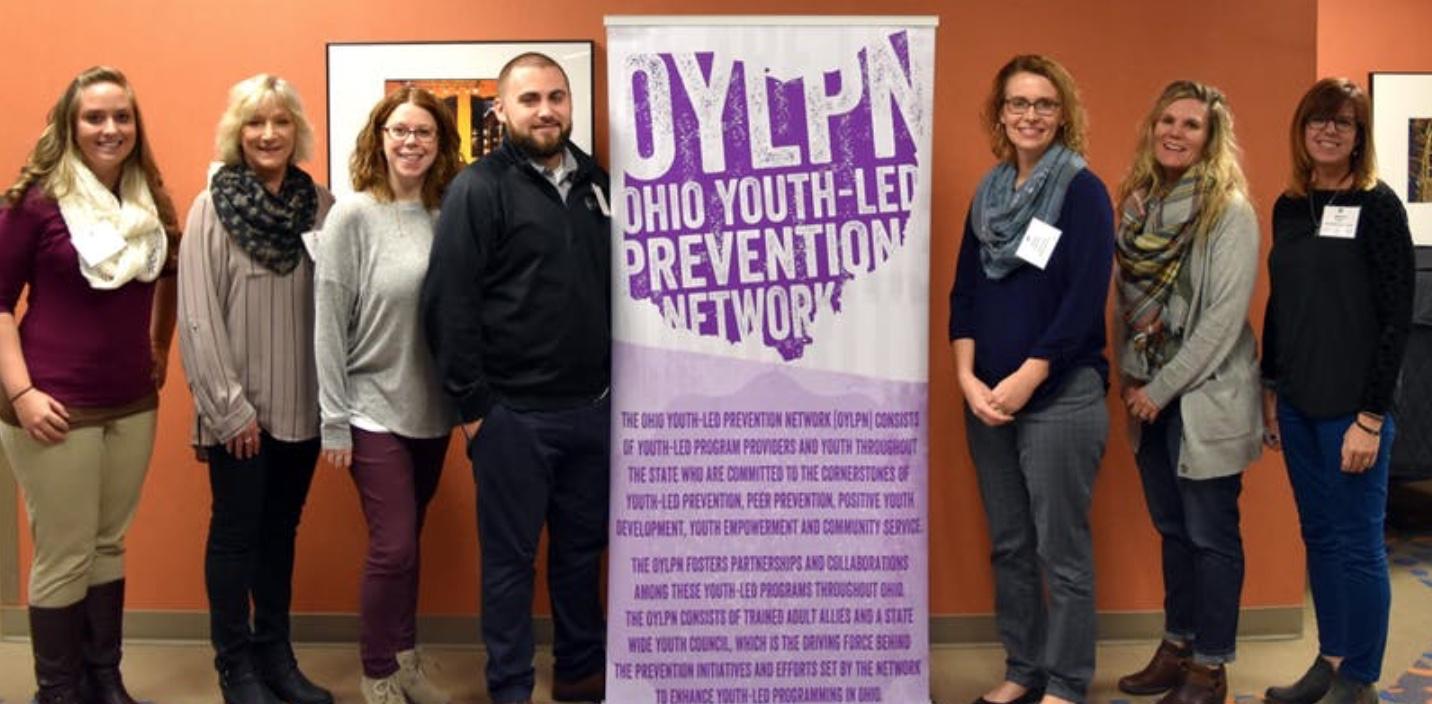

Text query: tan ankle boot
(395, 649), (450, 704)
(360, 674), (404, 704)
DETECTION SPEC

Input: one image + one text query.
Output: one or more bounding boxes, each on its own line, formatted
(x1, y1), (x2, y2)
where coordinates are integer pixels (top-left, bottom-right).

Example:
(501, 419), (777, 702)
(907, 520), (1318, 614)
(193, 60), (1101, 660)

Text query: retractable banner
(606, 16), (937, 704)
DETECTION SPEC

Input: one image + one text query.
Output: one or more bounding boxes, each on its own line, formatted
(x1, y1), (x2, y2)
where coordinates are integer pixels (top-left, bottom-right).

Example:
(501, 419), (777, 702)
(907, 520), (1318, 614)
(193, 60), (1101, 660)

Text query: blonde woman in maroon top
(0, 66), (179, 704)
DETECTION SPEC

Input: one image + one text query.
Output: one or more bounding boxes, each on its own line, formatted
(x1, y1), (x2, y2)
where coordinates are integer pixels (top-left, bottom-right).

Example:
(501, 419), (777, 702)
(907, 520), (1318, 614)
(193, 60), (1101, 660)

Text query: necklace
(1307, 172), (1353, 229)
(1307, 189), (1344, 229)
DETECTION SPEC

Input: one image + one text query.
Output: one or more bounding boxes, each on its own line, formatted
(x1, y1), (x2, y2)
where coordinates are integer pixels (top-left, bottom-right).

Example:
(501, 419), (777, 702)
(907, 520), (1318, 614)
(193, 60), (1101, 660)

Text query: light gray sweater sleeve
(1144, 196), (1260, 409)
(314, 199), (361, 450)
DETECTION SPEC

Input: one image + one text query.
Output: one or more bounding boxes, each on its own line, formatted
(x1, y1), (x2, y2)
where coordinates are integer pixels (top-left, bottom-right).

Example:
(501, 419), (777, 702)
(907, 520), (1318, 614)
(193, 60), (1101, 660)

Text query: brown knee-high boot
(84, 580), (139, 704)
(29, 600), (87, 704)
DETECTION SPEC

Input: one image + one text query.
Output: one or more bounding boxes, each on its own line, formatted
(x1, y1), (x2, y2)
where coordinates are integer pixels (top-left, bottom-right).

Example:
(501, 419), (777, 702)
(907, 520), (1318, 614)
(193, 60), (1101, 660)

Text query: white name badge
(590, 183), (612, 217)
(1318, 205), (1361, 239)
(70, 221), (126, 267)
(300, 230), (321, 260)
(1015, 217), (1062, 270)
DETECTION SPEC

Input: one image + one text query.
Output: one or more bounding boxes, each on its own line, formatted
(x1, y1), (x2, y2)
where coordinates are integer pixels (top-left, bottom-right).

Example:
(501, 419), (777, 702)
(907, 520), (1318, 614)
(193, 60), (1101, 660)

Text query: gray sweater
(315, 192), (454, 450)
(1116, 194), (1263, 479)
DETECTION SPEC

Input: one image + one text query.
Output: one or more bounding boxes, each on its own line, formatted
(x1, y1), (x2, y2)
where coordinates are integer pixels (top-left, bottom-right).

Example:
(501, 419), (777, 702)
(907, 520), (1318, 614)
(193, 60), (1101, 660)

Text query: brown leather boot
(551, 670), (604, 702)
(1156, 662), (1227, 704)
(29, 601), (87, 704)
(83, 580), (139, 704)
(1118, 639), (1191, 695)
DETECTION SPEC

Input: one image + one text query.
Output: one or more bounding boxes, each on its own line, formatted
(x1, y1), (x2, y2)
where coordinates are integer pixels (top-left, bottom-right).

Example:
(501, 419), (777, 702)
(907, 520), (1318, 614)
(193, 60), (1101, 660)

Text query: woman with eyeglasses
(314, 86), (462, 704)
(1260, 78), (1413, 704)
(0, 65), (179, 704)
(177, 74), (334, 704)
(948, 54), (1114, 704)
(1111, 81), (1261, 704)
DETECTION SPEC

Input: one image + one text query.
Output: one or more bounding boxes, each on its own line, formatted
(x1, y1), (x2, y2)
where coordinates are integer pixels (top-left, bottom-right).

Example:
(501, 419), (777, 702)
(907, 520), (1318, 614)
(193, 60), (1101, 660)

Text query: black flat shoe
(972, 687), (1045, 704)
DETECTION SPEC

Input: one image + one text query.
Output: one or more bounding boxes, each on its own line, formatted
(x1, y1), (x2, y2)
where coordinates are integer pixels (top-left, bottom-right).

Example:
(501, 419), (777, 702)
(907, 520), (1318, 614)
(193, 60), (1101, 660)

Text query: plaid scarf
(210, 163), (317, 275)
(1115, 172), (1201, 368)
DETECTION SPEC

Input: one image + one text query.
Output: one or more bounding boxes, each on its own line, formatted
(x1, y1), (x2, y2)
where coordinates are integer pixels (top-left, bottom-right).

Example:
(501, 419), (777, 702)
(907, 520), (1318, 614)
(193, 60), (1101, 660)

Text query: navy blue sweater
(948, 168), (1115, 410)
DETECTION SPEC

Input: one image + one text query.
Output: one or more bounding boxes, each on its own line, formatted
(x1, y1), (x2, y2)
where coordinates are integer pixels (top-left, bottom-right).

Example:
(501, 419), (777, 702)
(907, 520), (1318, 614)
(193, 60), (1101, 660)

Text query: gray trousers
(965, 367), (1107, 703)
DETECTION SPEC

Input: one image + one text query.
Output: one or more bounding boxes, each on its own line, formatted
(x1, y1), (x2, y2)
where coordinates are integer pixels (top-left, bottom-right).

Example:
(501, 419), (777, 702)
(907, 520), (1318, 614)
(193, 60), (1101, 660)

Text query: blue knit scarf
(971, 144), (1086, 279)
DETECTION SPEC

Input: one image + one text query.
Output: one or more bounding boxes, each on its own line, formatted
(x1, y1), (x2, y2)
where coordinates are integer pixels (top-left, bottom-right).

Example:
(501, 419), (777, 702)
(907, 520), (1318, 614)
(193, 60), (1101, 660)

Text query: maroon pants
(349, 427), (450, 677)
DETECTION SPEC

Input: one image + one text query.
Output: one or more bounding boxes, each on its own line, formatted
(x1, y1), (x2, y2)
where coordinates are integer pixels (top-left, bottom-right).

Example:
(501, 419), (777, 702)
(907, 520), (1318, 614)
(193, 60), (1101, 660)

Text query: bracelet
(1360, 411), (1384, 422)
(8, 385), (34, 403)
(1354, 418), (1381, 436)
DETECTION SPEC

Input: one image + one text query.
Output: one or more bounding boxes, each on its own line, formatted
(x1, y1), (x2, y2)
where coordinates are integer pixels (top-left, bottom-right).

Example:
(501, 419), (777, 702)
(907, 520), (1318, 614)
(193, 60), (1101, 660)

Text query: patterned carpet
(1106, 533), (1432, 704)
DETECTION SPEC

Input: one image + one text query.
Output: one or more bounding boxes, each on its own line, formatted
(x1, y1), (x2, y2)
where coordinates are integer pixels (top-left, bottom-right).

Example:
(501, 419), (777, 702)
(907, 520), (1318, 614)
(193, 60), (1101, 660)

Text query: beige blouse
(177, 187), (334, 447)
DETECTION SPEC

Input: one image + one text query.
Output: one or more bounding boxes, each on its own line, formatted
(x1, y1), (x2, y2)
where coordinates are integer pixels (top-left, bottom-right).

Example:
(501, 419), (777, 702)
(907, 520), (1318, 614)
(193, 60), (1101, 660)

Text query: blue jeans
(1135, 399), (1244, 664)
(1278, 397), (1394, 685)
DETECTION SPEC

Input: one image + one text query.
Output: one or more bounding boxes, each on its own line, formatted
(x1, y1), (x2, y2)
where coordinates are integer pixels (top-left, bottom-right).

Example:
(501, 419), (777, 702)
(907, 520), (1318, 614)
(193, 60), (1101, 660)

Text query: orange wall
(1318, 0), (1432, 81)
(1, 0), (1318, 618)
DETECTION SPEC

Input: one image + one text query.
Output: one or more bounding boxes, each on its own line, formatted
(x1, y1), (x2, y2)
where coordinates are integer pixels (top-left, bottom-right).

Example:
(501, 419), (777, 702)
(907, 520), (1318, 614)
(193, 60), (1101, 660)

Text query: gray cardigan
(1118, 195), (1263, 480)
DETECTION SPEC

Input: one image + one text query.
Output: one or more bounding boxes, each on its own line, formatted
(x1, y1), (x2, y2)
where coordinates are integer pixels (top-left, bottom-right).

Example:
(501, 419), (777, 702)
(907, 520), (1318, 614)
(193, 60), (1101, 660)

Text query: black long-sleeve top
(421, 140), (611, 422)
(1261, 181), (1414, 418)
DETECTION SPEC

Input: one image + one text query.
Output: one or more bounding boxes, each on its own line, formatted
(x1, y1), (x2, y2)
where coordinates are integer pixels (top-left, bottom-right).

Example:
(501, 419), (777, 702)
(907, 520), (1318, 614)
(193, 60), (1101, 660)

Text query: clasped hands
(1122, 384), (1160, 424)
(960, 360), (1048, 427)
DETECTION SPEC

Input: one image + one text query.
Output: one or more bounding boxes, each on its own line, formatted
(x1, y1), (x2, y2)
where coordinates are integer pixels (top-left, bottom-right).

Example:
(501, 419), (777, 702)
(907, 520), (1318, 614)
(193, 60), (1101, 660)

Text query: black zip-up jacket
(421, 140), (611, 422)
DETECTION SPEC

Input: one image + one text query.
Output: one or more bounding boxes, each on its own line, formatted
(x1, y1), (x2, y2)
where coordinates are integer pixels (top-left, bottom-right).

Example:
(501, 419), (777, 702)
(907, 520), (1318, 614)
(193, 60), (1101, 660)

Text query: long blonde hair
(1117, 80), (1248, 238)
(3, 66), (179, 237)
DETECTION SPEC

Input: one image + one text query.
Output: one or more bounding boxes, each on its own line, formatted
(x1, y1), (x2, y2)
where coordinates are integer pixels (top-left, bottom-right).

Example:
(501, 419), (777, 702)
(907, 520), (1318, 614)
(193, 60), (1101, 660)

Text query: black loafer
(973, 687), (1044, 704)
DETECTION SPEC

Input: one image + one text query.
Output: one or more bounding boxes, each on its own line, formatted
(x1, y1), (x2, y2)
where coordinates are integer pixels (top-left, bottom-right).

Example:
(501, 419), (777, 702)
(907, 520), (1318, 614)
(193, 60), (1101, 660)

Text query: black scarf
(210, 163), (317, 274)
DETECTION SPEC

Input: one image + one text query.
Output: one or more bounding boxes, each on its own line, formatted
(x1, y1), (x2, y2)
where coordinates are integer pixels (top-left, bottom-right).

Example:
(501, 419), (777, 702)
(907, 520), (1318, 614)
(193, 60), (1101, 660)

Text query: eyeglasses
(1004, 97), (1061, 117)
(383, 125), (437, 142)
(1306, 116), (1357, 134)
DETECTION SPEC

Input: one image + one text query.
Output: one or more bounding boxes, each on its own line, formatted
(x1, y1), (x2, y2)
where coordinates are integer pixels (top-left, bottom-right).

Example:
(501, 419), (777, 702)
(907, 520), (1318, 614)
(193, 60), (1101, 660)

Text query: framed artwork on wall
(1371, 71), (1432, 245)
(326, 40), (594, 197)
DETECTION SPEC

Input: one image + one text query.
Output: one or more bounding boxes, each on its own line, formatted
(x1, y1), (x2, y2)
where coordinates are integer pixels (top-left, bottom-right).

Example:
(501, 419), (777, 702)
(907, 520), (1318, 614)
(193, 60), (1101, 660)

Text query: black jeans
(205, 433), (320, 672)
(469, 399), (609, 704)
(1135, 399), (1245, 663)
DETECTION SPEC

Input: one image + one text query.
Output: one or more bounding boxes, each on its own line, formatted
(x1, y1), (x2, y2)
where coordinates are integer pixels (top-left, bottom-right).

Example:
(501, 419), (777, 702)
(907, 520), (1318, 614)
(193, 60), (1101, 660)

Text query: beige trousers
(0, 410), (156, 607)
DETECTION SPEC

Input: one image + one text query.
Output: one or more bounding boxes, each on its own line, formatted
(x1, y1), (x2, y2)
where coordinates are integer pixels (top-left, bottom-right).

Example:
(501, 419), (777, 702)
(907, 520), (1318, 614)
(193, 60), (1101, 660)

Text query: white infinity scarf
(55, 154), (167, 290)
